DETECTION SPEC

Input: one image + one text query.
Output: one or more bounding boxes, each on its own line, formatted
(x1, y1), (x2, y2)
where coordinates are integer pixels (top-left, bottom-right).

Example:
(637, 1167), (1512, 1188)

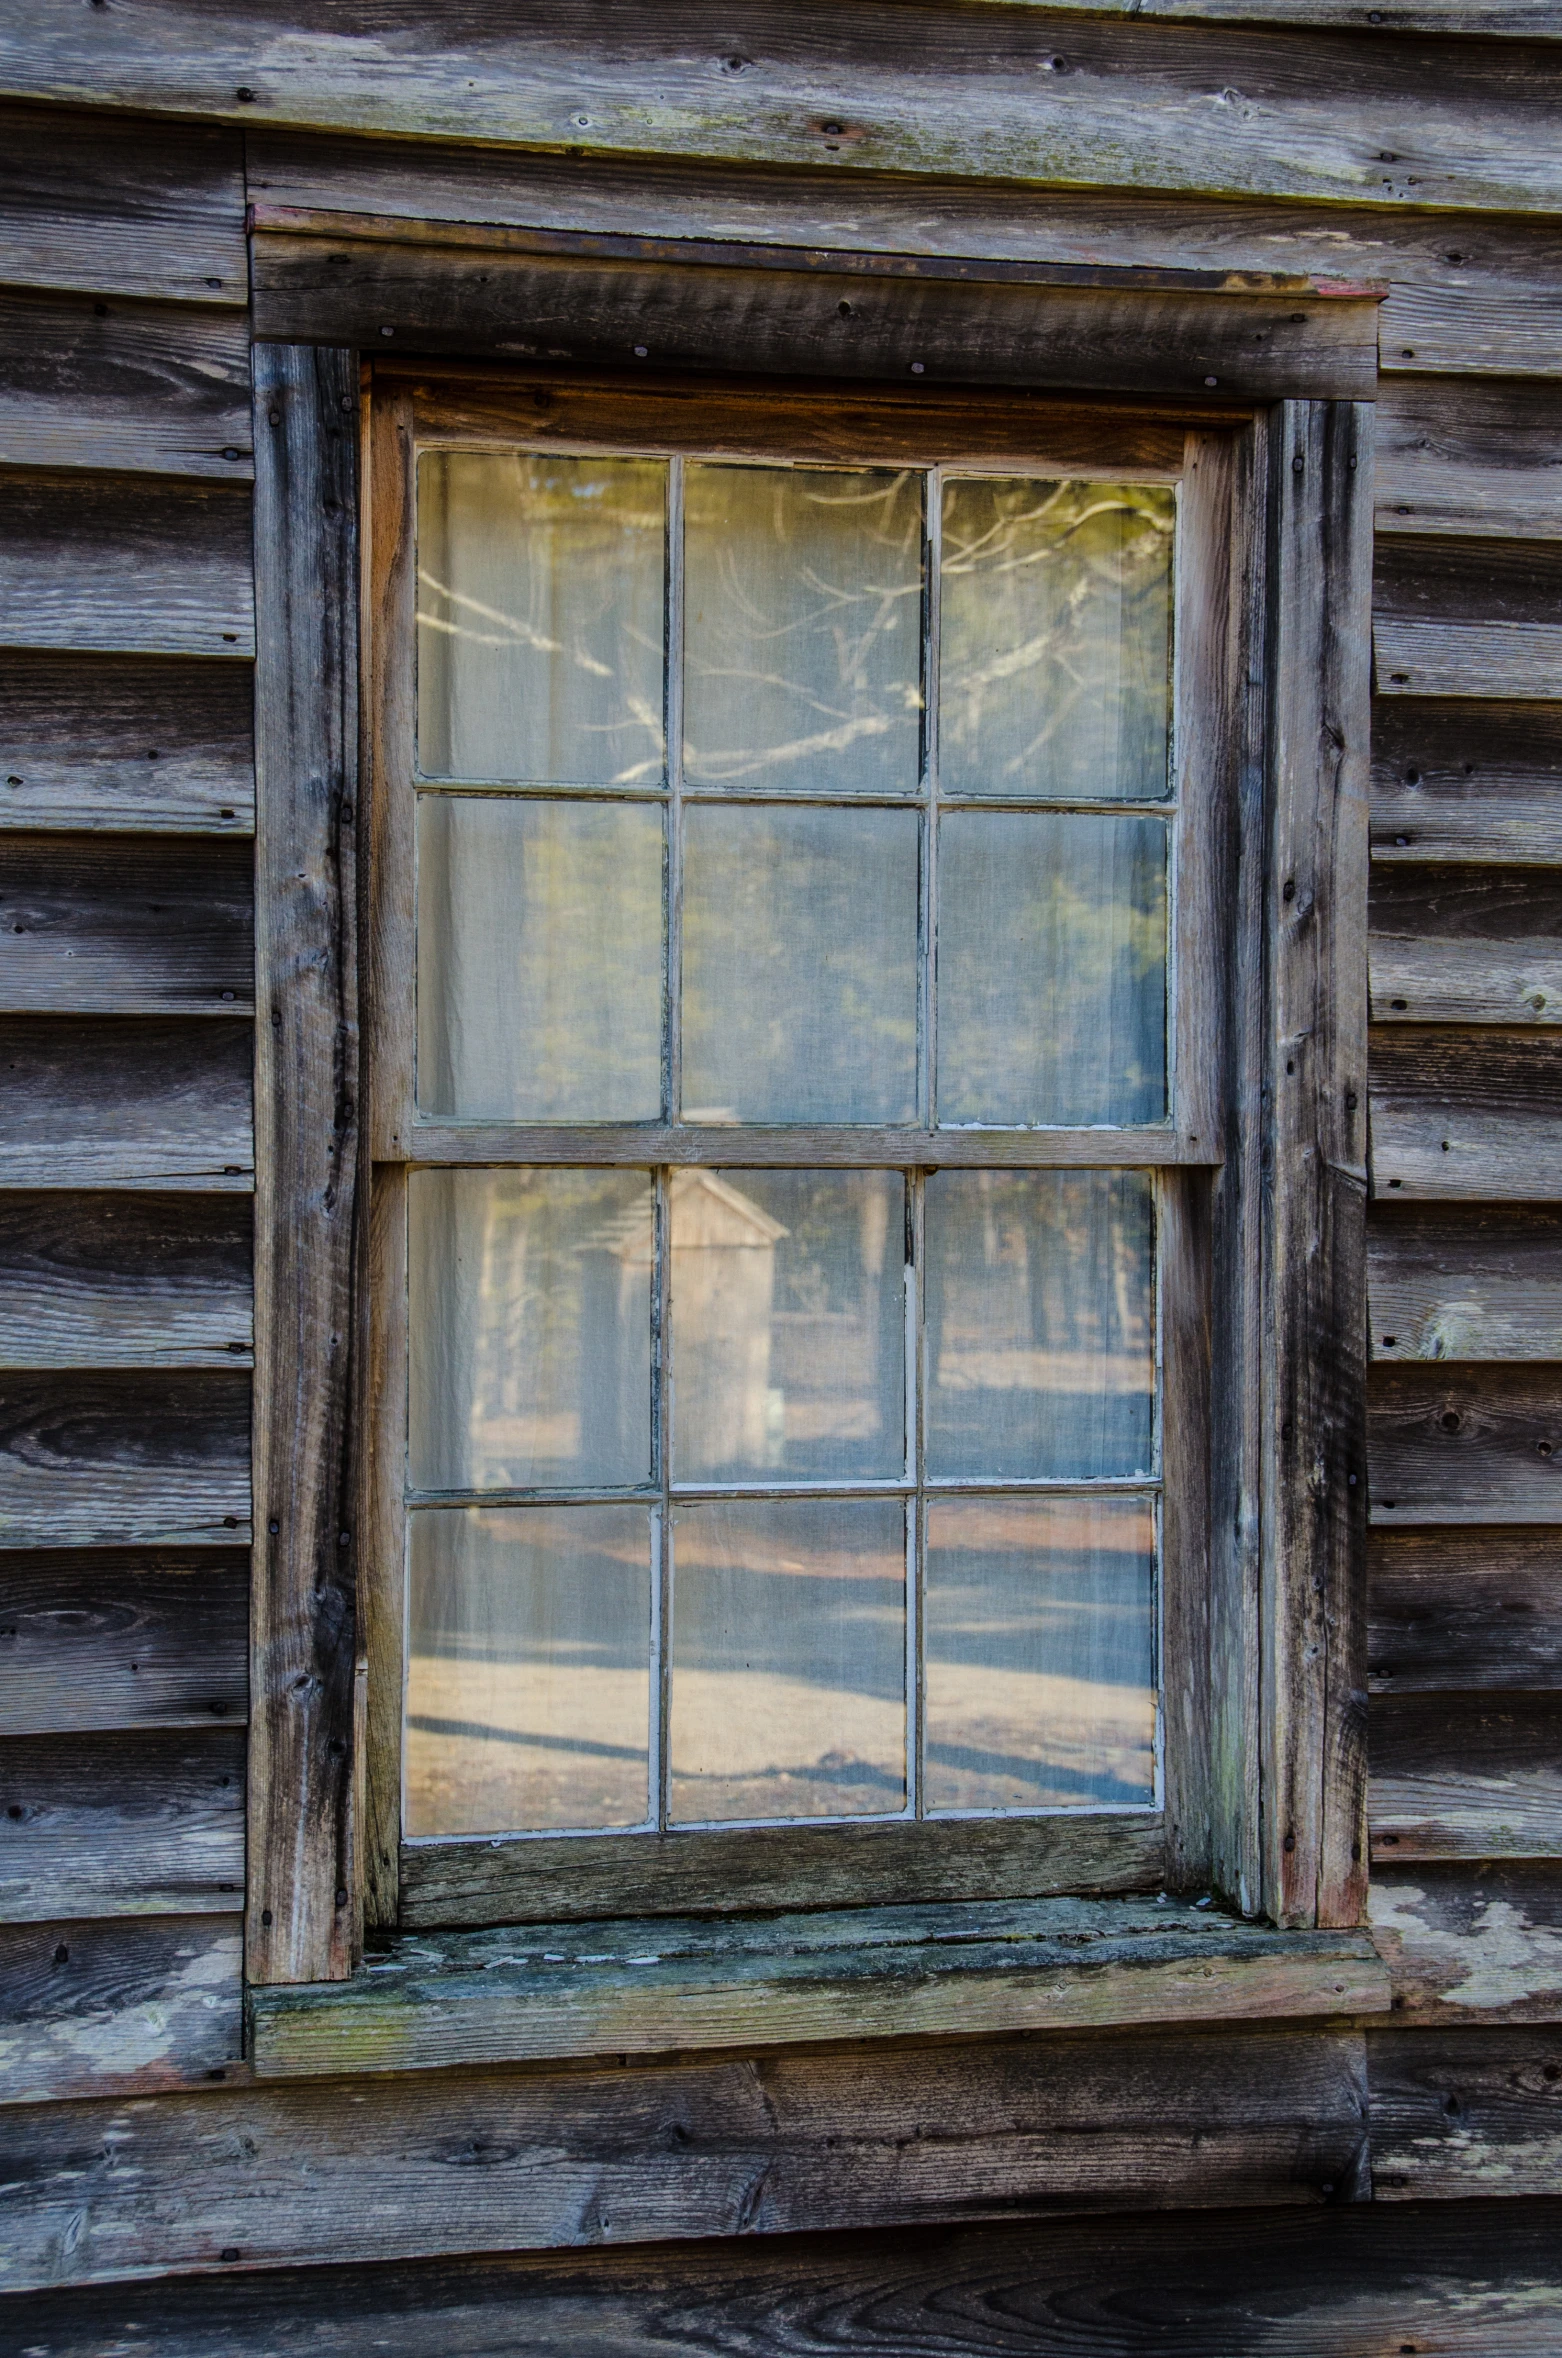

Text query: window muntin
(397, 437), (1185, 1851)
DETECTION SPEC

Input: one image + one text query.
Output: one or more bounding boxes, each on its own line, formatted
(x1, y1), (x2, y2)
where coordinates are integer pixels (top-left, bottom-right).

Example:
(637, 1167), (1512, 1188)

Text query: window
(365, 370), (1245, 1927)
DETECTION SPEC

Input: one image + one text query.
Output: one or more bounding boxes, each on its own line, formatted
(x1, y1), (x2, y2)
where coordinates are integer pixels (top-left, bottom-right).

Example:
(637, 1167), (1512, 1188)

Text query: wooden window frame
(245, 250), (1375, 1988)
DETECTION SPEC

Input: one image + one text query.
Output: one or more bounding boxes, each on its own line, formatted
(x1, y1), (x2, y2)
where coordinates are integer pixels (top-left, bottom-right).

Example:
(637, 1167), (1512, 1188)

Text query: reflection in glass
(925, 1169), (1154, 1482)
(417, 451), (667, 786)
(670, 1497), (906, 1823)
(937, 809), (1166, 1127)
(671, 1170), (904, 1481)
(940, 478), (1174, 802)
(417, 795), (663, 1120)
(924, 1493), (1156, 1812)
(683, 463), (923, 796)
(409, 1168), (653, 1494)
(406, 1504), (652, 1836)
(681, 803), (918, 1123)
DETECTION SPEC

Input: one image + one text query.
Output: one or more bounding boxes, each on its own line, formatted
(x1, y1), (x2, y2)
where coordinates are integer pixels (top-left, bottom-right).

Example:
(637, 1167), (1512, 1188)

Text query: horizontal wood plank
(253, 216), (1378, 403)
(0, 474), (253, 659)
(10, 3), (1562, 216)
(1370, 865), (1562, 1027)
(1369, 1207), (1562, 1363)
(0, 653), (253, 836)
(1371, 1867), (1562, 2026)
(0, 290), (251, 481)
(251, 1898), (1387, 2079)
(1369, 1363), (1562, 1524)
(1370, 1527), (1562, 1693)
(1372, 699), (1562, 867)
(0, 1191), (251, 1370)
(0, 1727), (246, 1923)
(403, 1811), (1165, 1928)
(1375, 375), (1562, 541)
(0, 1371), (251, 1549)
(0, 2024), (1369, 2289)
(0, 1546), (248, 1734)
(1371, 1693), (1562, 1860)
(0, 835), (253, 1016)
(1369, 1028), (1562, 1201)
(0, 1912), (242, 2106)
(8, 2197), (1562, 2358)
(1375, 532), (1562, 698)
(1371, 2026), (1562, 2197)
(0, 1019), (252, 1191)
(0, 101), (243, 305)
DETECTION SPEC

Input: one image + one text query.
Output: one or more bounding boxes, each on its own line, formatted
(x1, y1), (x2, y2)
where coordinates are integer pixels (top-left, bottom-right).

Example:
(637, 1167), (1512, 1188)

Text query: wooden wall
(2, 7), (1562, 2339)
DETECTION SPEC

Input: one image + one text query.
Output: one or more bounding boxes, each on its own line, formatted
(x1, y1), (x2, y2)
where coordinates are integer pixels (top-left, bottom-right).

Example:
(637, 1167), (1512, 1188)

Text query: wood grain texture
(1370, 1528), (1562, 1693)
(0, 1372), (250, 1549)
(1376, 374), (1562, 541)
(0, 653), (254, 837)
(0, 1191), (252, 1370)
(1369, 1207), (1562, 1363)
(0, 291), (252, 481)
(0, 2025), (1370, 2290)
(402, 1813), (1166, 1930)
(362, 1163), (405, 1931)
(1371, 2026), (1562, 2197)
(1374, 533), (1562, 699)
(0, 1547), (248, 1735)
(1369, 867), (1562, 1027)
(0, 1912), (242, 2106)
(1261, 400), (1373, 1929)
(0, 1019), (252, 1191)
(250, 1898), (1387, 2080)
(1371, 1867), (1562, 2026)
(0, 836), (253, 1016)
(248, 346), (361, 1987)
(0, 1728), (246, 1923)
(1369, 1364), (1562, 1525)
(0, 474), (253, 659)
(1370, 1027), (1562, 1201)
(1372, 699), (1562, 868)
(0, 101), (244, 305)
(253, 216), (1378, 404)
(7, 2198), (1562, 2358)
(1371, 1693), (1562, 1861)
(11, 1), (1562, 215)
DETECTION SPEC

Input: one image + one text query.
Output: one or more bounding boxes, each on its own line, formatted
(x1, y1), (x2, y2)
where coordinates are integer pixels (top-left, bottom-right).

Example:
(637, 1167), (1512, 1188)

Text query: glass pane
(939, 478), (1173, 802)
(683, 463), (923, 795)
(681, 803), (918, 1123)
(417, 451), (666, 787)
(924, 1494), (1156, 1812)
(925, 1170), (1155, 1482)
(405, 1504), (652, 1836)
(670, 1497), (906, 1823)
(409, 1168), (653, 1493)
(936, 809), (1166, 1126)
(417, 795), (663, 1121)
(671, 1170), (904, 1482)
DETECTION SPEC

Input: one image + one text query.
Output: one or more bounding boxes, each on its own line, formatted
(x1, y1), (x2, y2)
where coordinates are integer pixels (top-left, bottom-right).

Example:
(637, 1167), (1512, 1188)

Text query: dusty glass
(683, 462), (923, 796)
(405, 1504), (653, 1836)
(417, 451), (667, 787)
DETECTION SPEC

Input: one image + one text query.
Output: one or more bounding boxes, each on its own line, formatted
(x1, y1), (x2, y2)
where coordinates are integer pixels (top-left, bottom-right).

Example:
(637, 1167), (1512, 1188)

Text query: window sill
(246, 1894), (1390, 2080)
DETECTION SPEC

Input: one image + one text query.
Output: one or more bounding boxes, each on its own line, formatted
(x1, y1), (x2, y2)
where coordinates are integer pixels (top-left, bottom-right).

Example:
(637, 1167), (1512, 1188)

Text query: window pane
(939, 478), (1173, 802)
(417, 795), (663, 1121)
(925, 1170), (1154, 1482)
(937, 809), (1166, 1126)
(924, 1494), (1156, 1813)
(670, 1497), (906, 1823)
(683, 463), (923, 795)
(671, 1169), (905, 1482)
(681, 803), (918, 1123)
(417, 451), (666, 787)
(409, 1168), (653, 1493)
(405, 1504), (652, 1836)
